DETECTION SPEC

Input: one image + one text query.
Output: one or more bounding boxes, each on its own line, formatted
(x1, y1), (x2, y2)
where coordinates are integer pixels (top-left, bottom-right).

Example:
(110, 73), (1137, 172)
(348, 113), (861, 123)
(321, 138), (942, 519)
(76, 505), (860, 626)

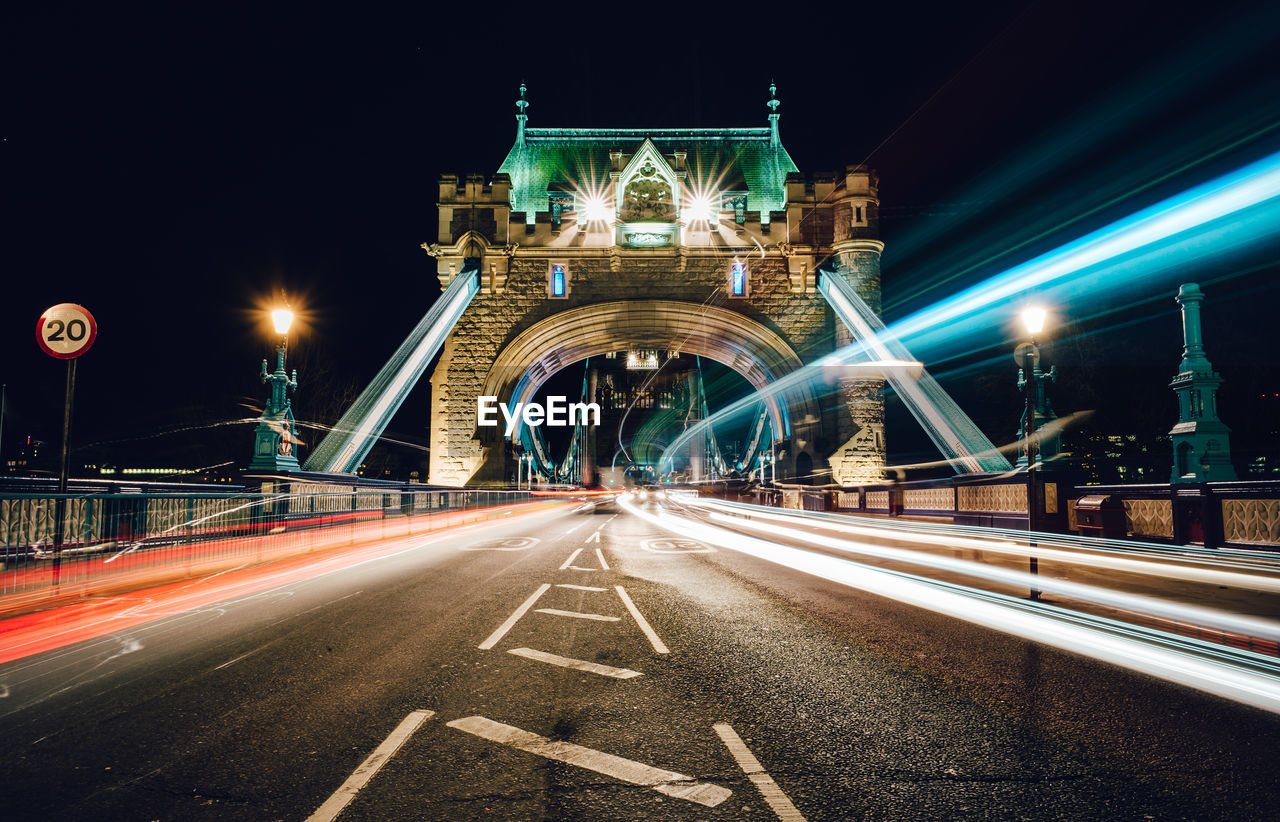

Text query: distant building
(1244, 392), (1280, 478)
(5, 435), (54, 477)
(1069, 431), (1169, 485)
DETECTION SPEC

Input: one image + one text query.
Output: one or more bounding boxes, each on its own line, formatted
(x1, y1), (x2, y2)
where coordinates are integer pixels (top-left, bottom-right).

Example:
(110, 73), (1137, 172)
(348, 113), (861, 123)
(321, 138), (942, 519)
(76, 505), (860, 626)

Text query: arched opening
(527, 354), (765, 487)
(795, 452), (814, 486)
(1176, 441), (1194, 478)
(469, 300), (823, 485)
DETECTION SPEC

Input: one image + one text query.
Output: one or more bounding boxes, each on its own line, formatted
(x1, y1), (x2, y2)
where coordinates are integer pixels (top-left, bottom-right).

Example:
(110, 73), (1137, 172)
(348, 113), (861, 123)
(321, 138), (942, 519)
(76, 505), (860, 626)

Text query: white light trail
(694, 505), (1280, 643)
(618, 495), (1280, 714)
(688, 498), (1280, 593)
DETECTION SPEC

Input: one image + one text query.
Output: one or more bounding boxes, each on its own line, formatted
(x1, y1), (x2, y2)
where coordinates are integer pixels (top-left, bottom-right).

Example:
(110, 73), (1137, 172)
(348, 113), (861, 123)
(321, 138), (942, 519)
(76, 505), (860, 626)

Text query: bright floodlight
(271, 308), (294, 335)
(581, 197), (612, 223)
(1021, 306), (1047, 335)
(683, 196), (717, 224)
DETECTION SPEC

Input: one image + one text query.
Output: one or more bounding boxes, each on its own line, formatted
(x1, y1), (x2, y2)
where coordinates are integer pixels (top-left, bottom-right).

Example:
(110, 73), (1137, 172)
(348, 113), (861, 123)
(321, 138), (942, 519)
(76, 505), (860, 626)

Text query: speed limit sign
(37, 303), (98, 359)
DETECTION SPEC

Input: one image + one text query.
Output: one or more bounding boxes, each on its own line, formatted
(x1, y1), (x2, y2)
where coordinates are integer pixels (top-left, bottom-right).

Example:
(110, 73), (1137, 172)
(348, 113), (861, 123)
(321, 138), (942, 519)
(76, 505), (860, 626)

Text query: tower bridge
(305, 84), (1005, 486)
(420, 84), (887, 487)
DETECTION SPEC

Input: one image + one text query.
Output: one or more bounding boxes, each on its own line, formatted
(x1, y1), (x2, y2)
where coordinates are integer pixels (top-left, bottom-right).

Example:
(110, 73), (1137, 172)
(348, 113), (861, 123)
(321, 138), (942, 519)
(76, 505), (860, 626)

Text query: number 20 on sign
(37, 303), (97, 359)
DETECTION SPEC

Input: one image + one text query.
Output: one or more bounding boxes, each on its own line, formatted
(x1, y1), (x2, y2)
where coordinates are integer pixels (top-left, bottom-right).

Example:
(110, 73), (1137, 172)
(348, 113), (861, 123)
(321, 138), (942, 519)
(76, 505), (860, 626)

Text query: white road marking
(479, 584), (552, 650)
(640, 538), (715, 554)
(556, 584), (608, 592)
(585, 530), (601, 544)
(307, 709), (435, 822)
(446, 715), (730, 807)
(615, 586), (669, 654)
(535, 608), (621, 622)
(713, 723), (807, 821)
(507, 647), (643, 679)
(567, 565), (598, 572)
(459, 537), (539, 551)
(559, 548), (584, 570)
(564, 522), (586, 535)
(595, 548), (610, 570)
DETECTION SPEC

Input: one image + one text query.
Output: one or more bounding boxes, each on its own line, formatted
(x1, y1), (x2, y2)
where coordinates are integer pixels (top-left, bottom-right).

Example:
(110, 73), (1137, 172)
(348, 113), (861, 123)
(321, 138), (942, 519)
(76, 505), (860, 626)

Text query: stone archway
(430, 300), (822, 486)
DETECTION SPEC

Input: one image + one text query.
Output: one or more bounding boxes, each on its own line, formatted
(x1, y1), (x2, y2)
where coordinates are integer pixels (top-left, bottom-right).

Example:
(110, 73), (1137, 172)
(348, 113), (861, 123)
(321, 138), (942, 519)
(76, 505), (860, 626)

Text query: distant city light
(100, 467), (198, 475)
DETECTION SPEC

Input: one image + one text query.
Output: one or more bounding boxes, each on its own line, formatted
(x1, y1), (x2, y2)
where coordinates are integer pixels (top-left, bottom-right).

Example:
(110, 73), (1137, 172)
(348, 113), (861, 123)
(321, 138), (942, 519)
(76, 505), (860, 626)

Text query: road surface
(2, 496), (1279, 820)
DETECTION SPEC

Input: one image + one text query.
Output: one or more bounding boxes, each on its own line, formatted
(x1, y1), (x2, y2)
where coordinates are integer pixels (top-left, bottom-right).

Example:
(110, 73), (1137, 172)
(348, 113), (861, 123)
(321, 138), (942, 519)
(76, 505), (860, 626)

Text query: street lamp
(272, 308), (294, 338)
(1018, 306), (1047, 599)
(249, 305), (301, 472)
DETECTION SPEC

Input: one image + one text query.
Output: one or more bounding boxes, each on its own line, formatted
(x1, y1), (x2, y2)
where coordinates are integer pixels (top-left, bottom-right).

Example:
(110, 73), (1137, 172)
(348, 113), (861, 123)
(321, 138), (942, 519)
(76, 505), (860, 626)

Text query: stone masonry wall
(429, 251), (833, 486)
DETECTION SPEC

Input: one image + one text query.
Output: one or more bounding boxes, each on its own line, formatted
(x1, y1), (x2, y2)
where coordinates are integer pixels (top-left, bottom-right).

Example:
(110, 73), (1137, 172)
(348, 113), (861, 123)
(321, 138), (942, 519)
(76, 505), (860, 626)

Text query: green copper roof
(498, 128), (799, 220)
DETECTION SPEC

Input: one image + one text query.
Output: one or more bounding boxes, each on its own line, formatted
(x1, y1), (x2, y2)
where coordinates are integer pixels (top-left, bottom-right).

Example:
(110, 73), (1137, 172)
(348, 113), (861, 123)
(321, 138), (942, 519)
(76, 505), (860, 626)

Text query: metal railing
(0, 488), (541, 600)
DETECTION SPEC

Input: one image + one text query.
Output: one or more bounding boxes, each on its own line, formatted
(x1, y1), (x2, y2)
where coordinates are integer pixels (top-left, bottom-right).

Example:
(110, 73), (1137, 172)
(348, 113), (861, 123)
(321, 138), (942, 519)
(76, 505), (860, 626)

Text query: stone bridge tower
(423, 85), (885, 487)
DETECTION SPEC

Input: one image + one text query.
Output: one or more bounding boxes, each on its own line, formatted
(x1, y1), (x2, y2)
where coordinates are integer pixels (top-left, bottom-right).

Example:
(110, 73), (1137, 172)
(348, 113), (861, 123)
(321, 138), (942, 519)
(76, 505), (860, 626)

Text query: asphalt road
(2, 499), (1279, 821)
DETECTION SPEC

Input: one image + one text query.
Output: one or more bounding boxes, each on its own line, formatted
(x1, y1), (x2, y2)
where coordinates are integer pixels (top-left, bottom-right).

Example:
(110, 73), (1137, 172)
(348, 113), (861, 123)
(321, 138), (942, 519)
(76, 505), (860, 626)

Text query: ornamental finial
(767, 80), (780, 113)
(516, 82), (529, 115)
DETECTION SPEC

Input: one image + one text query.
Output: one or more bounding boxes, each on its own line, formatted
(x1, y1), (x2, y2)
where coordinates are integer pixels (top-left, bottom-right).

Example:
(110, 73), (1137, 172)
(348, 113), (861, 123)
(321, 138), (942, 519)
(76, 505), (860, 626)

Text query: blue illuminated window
(730, 261), (747, 297)
(550, 262), (567, 297)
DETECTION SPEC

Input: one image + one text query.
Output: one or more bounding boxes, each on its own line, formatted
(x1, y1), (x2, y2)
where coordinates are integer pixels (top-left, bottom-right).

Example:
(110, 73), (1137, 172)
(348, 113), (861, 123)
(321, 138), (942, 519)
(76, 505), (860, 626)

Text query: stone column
(826, 165), (886, 485)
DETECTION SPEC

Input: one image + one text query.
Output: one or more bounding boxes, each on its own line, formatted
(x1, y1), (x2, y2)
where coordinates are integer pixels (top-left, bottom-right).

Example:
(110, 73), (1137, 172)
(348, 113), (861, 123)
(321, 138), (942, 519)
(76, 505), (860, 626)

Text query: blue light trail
(660, 150), (1280, 473)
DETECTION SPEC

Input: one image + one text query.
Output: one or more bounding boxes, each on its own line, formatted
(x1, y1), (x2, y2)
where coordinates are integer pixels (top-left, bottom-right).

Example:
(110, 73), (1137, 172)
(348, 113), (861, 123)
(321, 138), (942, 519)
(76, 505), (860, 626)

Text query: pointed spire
(767, 80), (781, 146)
(515, 81), (529, 145)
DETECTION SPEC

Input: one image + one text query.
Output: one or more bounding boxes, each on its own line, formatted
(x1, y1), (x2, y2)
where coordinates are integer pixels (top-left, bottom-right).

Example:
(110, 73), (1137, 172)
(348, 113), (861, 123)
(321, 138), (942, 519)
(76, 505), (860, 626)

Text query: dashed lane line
(556, 584), (608, 592)
(713, 723), (807, 821)
(595, 548), (611, 571)
(615, 585), (669, 654)
(478, 584), (552, 650)
(446, 715), (731, 808)
(535, 608), (621, 622)
(306, 710), (435, 822)
(507, 647), (643, 679)
(559, 548), (585, 570)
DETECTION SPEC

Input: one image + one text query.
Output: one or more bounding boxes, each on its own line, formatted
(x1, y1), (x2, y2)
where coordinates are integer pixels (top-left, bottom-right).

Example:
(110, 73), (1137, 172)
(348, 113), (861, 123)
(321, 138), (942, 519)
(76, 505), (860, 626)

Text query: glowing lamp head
(1021, 306), (1047, 336)
(271, 308), (294, 335)
(683, 196), (717, 225)
(581, 197), (612, 224)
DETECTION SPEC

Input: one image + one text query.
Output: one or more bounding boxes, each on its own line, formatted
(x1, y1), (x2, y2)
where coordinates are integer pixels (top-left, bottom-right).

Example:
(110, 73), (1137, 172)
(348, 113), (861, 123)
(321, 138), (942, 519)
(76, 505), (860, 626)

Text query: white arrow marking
(535, 608), (620, 622)
(447, 715), (730, 807)
(479, 584), (551, 650)
(713, 723), (807, 821)
(507, 647), (642, 679)
(616, 585), (669, 654)
(307, 710), (435, 822)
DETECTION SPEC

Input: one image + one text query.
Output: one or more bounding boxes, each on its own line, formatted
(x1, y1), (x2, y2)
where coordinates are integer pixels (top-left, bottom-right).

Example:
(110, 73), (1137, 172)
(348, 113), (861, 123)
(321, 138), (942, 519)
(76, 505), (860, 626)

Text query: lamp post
(1018, 307), (1047, 600)
(759, 451), (775, 486)
(249, 307), (301, 472)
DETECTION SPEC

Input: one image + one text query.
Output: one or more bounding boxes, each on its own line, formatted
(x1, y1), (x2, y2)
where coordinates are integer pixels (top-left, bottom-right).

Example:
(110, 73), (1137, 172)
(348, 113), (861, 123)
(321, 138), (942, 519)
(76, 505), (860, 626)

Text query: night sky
(5, 1), (1280, 477)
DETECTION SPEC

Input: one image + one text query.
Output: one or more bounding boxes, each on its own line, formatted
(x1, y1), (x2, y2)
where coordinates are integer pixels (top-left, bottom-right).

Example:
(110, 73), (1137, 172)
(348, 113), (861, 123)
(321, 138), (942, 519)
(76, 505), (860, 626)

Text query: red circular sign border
(36, 303), (98, 360)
